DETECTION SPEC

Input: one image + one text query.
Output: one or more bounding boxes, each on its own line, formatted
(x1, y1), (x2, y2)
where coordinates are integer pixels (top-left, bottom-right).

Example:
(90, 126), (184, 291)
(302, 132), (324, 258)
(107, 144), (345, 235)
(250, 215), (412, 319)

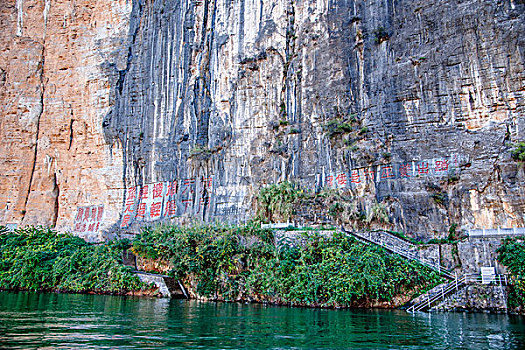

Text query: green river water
(0, 291), (524, 349)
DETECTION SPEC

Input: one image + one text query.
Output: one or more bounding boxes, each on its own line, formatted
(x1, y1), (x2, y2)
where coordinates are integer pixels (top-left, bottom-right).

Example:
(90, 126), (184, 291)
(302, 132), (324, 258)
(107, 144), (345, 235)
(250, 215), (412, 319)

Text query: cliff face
(0, 0), (131, 234)
(1, 0), (525, 239)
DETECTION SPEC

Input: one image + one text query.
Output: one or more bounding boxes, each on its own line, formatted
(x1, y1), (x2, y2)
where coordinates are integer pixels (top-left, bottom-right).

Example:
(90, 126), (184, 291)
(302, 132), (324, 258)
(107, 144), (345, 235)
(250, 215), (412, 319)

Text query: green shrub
(431, 192), (447, 205)
(367, 203), (389, 224)
(0, 227), (143, 293)
(328, 203), (344, 218)
(373, 27), (389, 44)
(132, 224), (443, 306)
(190, 145), (213, 158)
(447, 173), (459, 183)
(448, 223), (458, 241)
(256, 182), (303, 222)
(386, 230), (420, 245)
(270, 138), (288, 155)
(323, 119), (353, 138)
(358, 126), (368, 135)
(497, 238), (525, 308)
(511, 142), (525, 161)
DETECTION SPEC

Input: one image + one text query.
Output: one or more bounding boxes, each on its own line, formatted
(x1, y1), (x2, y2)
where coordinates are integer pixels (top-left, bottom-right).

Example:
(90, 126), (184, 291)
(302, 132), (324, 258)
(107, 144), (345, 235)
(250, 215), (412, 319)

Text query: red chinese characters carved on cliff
(120, 175), (216, 226)
(74, 205), (104, 233)
(351, 169), (361, 184)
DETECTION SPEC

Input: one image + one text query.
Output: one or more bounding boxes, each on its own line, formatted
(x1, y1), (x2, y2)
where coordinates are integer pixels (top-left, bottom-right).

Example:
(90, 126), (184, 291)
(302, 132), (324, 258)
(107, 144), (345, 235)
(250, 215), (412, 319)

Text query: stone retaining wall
(438, 238), (510, 275)
(432, 284), (508, 313)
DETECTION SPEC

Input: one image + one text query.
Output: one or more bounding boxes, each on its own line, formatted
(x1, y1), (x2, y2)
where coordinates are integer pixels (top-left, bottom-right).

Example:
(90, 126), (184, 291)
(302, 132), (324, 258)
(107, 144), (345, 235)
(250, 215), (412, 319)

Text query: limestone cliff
(0, 0), (131, 236)
(1, 0), (524, 240)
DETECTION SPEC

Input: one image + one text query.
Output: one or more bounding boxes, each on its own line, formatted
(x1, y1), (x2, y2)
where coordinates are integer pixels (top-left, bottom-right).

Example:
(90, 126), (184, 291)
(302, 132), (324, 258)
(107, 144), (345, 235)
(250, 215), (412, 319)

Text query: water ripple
(0, 291), (524, 349)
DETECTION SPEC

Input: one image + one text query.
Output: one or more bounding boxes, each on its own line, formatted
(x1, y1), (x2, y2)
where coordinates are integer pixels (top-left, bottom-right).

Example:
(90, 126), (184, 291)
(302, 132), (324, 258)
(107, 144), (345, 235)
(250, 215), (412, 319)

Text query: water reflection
(0, 291), (524, 349)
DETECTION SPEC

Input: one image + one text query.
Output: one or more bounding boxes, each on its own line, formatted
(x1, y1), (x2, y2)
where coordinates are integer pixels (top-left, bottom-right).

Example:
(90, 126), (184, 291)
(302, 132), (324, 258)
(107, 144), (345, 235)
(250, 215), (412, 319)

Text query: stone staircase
(135, 271), (189, 298)
(406, 274), (508, 312)
(122, 249), (188, 298)
(407, 276), (467, 313)
(339, 228), (513, 312)
(341, 227), (454, 279)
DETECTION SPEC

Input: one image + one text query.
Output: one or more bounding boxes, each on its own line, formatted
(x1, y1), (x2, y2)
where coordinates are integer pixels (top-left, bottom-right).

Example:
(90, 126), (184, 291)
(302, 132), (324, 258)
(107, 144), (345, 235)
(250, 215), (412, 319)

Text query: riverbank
(0, 224), (443, 307)
(0, 226), (149, 295)
(131, 223), (443, 309)
(1, 224), (524, 313)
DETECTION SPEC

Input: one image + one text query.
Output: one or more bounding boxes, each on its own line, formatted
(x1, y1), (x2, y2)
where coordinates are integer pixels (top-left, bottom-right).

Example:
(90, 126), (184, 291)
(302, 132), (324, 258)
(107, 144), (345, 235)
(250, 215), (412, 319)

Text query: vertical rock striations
(0, 0), (132, 231)
(1, 0), (524, 239)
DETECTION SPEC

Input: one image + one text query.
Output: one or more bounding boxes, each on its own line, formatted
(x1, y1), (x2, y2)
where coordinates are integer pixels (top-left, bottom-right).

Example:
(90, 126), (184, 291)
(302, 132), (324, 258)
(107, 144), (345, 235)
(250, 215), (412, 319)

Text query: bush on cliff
(497, 238), (525, 309)
(0, 226), (143, 294)
(256, 182), (304, 222)
(511, 142), (525, 162)
(132, 223), (442, 307)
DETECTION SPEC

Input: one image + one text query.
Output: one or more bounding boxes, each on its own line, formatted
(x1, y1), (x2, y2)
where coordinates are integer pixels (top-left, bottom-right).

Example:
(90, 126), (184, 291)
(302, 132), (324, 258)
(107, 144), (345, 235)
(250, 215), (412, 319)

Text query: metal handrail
(407, 273), (509, 313)
(464, 274), (508, 285)
(343, 228), (453, 279)
(468, 227), (525, 237)
(408, 275), (467, 313)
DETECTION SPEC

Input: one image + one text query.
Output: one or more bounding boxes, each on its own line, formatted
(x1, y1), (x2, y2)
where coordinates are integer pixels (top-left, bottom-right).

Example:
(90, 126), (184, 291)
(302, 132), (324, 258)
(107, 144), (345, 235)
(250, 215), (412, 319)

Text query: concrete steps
(406, 274), (508, 312)
(134, 271), (188, 298)
(122, 249), (188, 298)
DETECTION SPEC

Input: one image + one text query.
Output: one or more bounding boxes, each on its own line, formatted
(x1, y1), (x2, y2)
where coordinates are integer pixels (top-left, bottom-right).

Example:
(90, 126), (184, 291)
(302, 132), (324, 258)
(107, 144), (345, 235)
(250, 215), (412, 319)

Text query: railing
(408, 275), (467, 313)
(342, 228), (453, 279)
(261, 222), (295, 229)
(374, 236), (453, 279)
(466, 274), (508, 285)
(407, 274), (508, 313)
(468, 227), (525, 237)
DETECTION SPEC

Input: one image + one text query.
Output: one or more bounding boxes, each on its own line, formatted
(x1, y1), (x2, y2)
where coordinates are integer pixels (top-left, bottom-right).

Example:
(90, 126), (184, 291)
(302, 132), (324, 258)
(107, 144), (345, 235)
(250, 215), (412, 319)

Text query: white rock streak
(44, 0), (50, 32)
(16, 0), (23, 37)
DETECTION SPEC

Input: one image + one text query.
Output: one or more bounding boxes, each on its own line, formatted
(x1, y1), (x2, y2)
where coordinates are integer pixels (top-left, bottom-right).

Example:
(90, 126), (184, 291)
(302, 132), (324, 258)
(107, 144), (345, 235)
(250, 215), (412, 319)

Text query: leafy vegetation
(387, 227), (463, 246)
(190, 145), (214, 159)
(425, 238), (455, 245)
(511, 142), (525, 162)
(0, 226), (144, 294)
(447, 169), (460, 183)
(270, 138), (287, 155)
(256, 182), (304, 222)
(132, 223), (443, 307)
(431, 192), (447, 206)
(385, 230), (421, 245)
(448, 223), (459, 241)
(323, 118), (354, 138)
(497, 238), (525, 309)
(280, 226), (336, 232)
(328, 202), (344, 218)
(373, 26), (390, 44)
(367, 203), (389, 224)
